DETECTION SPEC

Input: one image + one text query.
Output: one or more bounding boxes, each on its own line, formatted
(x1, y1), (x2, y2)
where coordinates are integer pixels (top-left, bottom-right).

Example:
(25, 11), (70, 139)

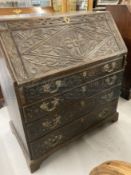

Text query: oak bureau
(0, 12), (127, 172)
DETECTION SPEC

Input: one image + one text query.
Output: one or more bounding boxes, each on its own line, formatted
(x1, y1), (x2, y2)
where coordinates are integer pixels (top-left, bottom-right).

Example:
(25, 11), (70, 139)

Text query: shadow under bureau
(0, 12), (127, 172)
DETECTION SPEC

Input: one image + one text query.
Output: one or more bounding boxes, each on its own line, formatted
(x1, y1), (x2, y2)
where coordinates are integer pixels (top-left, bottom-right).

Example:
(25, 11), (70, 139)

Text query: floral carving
(0, 12), (126, 84)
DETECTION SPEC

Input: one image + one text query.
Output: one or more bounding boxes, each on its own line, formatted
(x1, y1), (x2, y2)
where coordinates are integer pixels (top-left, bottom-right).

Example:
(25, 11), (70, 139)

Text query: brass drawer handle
(98, 108), (109, 119)
(42, 115), (61, 129)
(40, 98), (59, 112)
(105, 75), (117, 86)
(81, 86), (86, 93)
(43, 80), (62, 94)
(101, 92), (114, 102)
(80, 118), (85, 123)
(103, 62), (116, 73)
(44, 135), (63, 147)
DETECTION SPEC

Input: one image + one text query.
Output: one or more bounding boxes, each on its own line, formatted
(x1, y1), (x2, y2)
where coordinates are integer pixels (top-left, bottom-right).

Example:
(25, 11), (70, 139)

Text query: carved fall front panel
(0, 12), (127, 84)
(12, 22), (119, 76)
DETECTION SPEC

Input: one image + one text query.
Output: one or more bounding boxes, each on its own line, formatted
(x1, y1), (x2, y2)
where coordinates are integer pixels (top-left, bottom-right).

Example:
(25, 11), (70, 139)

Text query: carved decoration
(103, 62), (117, 73)
(42, 115), (61, 129)
(40, 98), (59, 112)
(101, 92), (114, 102)
(23, 59), (123, 103)
(26, 114), (61, 140)
(31, 134), (63, 158)
(0, 11), (127, 172)
(0, 23), (8, 31)
(43, 80), (62, 94)
(105, 75), (117, 86)
(26, 87), (120, 141)
(30, 100), (118, 159)
(0, 12), (127, 84)
(24, 85), (121, 125)
(0, 32), (28, 81)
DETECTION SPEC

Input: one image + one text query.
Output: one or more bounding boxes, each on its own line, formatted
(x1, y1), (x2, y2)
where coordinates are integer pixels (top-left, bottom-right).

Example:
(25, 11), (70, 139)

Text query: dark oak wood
(11, 112), (119, 173)
(25, 86), (121, 141)
(106, 5), (131, 100)
(0, 7), (55, 108)
(0, 86), (4, 108)
(29, 100), (118, 160)
(0, 12), (127, 172)
(22, 57), (124, 104)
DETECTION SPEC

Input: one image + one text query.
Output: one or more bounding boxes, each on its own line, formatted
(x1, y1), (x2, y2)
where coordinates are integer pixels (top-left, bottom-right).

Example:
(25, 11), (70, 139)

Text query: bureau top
(0, 11), (127, 85)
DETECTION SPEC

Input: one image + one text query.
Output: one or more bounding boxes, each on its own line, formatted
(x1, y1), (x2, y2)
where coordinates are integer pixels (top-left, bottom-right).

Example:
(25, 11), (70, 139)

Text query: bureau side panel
(0, 45), (29, 156)
(0, 85), (4, 106)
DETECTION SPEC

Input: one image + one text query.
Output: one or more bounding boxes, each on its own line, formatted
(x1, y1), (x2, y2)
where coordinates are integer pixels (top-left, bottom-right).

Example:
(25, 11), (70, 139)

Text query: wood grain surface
(0, 11), (127, 172)
(106, 5), (131, 99)
(89, 160), (131, 175)
(0, 86), (4, 108)
(0, 12), (127, 85)
(0, 7), (54, 16)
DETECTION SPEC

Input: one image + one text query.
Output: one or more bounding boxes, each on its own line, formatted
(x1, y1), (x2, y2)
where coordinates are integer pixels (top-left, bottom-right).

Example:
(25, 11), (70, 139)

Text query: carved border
(0, 12), (127, 85)
(7, 12), (105, 30)
(0, 31), (28, 82)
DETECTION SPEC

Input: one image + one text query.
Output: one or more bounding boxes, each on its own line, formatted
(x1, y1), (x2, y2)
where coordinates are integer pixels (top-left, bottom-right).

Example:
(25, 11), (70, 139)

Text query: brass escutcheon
(64, 16), (70, 24)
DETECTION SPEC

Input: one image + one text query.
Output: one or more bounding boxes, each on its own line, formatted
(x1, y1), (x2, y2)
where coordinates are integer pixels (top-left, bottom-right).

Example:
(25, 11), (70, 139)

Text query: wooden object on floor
(89, 160), (131, 175)
(106, 5), (131, 100)
(0, 12), (127, 173)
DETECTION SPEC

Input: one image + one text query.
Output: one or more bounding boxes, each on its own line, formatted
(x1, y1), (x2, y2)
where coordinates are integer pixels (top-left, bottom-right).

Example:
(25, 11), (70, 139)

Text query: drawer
(20, 57), (124, 104)
(23, 71), (123, 123)
(25, 86), (121, 141)
(29, 100), (118, 159)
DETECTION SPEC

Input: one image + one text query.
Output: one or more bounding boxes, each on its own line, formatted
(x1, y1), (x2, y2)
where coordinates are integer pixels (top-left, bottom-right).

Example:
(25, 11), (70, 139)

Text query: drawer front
(25, 86), (121, 141)
(21, 58), (124, 104)
(30, 100), (118, 159)
(23, 71), (123, 123)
